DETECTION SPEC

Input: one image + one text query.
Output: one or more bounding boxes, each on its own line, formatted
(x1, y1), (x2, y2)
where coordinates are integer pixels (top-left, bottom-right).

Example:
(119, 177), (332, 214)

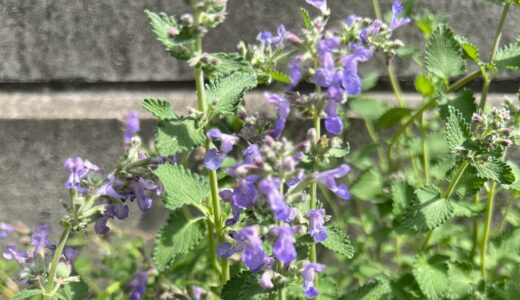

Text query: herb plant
(2, 0), (520, 299)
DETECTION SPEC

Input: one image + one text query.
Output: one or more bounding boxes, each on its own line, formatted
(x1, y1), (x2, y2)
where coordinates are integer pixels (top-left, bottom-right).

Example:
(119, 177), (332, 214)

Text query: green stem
(498, 195), (516, 234)
(365, 120), (388, 173)
(470, 193), (480, 260)
(194, 11), (227, 284)
(43, 227), (71, 300)
(421, 160), (469, 250)
(309, 111), (320, 294)
(480, 181), (497, 277)
(421, 111), (430, 184)
(277, 182), (287, 300)
(371, 0), (383, 20)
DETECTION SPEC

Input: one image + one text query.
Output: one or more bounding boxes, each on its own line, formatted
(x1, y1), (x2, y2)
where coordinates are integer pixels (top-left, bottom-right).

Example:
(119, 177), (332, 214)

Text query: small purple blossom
(273, 225), (297, 264)
(130, 178), (158, 212)
(259, 178), (296, 222)
(124, 111), (140, 143)
(302, 262), (325, 298)
(305, 0), (327, 12)
(342, 43), (373, 96)
(205, 128), (239, 170)
(360, 20), (383, 43)
(31, 224), (56, 254)
(0, 222), (13, 239)
(324, 99), (343, 135)
(317, 37), (340, 57)
(259, 257), (276, 289)
(390, 0), (411, 31)
(313, 51), (344, 102)
(94, 203), (129, 234)
(128, 272), (147, 300)
(315, 164), (351, 200)
(64, 157), (100, 192)
(3, 243), (28, 265)
(265, 93), (290, 138)
(287, 56), (302, 89)
(238, 226), (266, 271)
(307, 209), (328, 243)
(97, 174), (122, 199)
(258, 25), (286, 46)
(192, 286), (206, 300)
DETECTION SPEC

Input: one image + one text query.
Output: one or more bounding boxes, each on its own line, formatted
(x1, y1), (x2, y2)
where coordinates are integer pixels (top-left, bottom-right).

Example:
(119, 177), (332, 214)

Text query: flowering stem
(43, 226), (71, 300)
(421, 160), (469, 250)
(194, 10), (227, 284)
(480, 181), (497, 277)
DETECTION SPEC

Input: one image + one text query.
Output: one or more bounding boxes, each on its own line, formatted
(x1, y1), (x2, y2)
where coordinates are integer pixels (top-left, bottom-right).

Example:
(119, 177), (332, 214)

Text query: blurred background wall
(0, 0), (519, 233)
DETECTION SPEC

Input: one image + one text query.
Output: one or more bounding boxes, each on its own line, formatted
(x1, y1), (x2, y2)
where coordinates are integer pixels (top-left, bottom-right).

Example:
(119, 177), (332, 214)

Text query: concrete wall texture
(0, 1), (519, 233)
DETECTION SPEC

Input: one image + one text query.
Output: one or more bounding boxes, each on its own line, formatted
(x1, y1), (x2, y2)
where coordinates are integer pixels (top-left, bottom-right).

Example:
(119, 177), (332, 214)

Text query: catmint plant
(3, 0), (520, 299)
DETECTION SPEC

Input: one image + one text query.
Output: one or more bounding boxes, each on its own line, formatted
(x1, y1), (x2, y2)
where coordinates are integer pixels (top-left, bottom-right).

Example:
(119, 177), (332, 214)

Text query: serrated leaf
(221, 271), (273, 300)
(439, 89), (477, 122)
(503, 161), (520, 191)
(447, 164), (486, 199)
(203, 52), (254, 80)
(145, 11), (195, 60)
(263, 69), (291, 84)
(445, 262), (481, 299)
(206, 72), (257, 115)
(415, 74), (435, 97)
(155, 118), (205, 156)
(342, 277), (391, 300)
(57, 282), (89, 300)
(349, 97), (388, 120)
(412, 255), (450, 300)
(401, 184), (453, 232)
(321, 226), (355, 259)
(488, 227), (520, 269)
(154, 163), (210, 210)
(446, 106), (471, 153)
(391, 180), (415, 216)
(455, 35), (480, 63)
(12, 290), (42, 300)
(495, 42), (520, 71)
(350, 168), (383, 202)
(375, 108), (412, 129)
(141, 99), (177, 120)
(153, 211), (205, 271)
(425, 25), (466, 79)
(452, 201), (485, 218)
(300, 7), (312, 29)
(473, 159), (515, 184)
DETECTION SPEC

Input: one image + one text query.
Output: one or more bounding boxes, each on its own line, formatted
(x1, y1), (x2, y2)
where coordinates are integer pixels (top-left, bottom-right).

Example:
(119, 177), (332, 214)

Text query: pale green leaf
(141, 99), (177, 120)
(206, 72), (257, 115)
(153, 211), (205, 271)
(391, 180), (415, 216)
(446, 106), (471, 153)
(145, 11), (194, 60)
(155, 118), (205, 156)
(488, 226), (520, 269)
(375, 108), (411, 129)
(425, 25), (466, 79)
(495, 42), (520, 71)
(444, 262), (481, 299)
(412, 255), (450, 300)
(349, 97), (388, 121)
(439, 89), (477, 122)
(300, 7), (312, 30)
(321, 226), (355, 259)
(203, 52), (254, 80)
(263, 69), (291, 84)
(154, 163), (210, 210)
(342, 277), (391, 300)
(12, 290), (42, 300)
(350, 168), (384, 202)
(455, 35), (480, 63)
(415, 74), (435, 97)
(57, 282), (89, 300)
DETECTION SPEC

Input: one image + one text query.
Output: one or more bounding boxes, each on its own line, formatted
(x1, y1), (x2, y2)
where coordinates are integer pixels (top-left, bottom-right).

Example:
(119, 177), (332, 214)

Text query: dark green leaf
(155, 118), (205, 156)
(57, 282), (90, 300)
(495, 42), (520, 71)
(446, 106), (471, 153)
(141, 99), (177, 120)
(321, 226), (355, 259)
(12, 290), (42, 300)
(439, 89), (477, 122)
(375, 108), (411, 129)
(391, 180), (415, 216)
(425, 25), (466, 79)
(145, 11), (195, 60)
(350, 168), (384, 202)
(412, 255), (450, 300)
(342, 276), (391, 300)
(472, 159), (515, 184)
(204, 52), (254, 80)
(206, 72), (257, 115)
(221, 271), (273, 300)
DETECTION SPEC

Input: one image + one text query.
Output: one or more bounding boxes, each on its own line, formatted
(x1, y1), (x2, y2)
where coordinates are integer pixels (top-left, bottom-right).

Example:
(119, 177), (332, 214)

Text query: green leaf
(12, 290), (42, 300)
(153, 211), (205, 271)
(452, 201), (485, 218)
(342, 277), (391, 300)
(206, 72), (257, 115)
(262, 69), (291, 84)
(221, 271), (273, 300)
(286, 275), (339, 300)
(412, 255), (450, 300)
(503, 161), (520, 191)
(141, 99), (177, 120)
(473, 159), (515, 184)
(361, 72), (380, 92)
(350, 168), (384, 202)
(154, 164), (210, 211)
(321, 226), (355, 259)
(396, 46), (421, 59)
(455, 35), (480, 63)
(424, 25), (466, 79)
(145, 11), (194, 60)
(495, 42), (520, 71)
(155, 118), (205, 156)
(203, 52), (254, 80)
(391, 180), (415, 216)
(439, 89), (477, 122)
(300, 8), (313, 30)
(349, 97), (388, 121)
(415, 74), (435, 97)
(444, 262), (481, 299)
(446, 106), (471, 153)
(57, 282), (89, 300)
(401, 184), (454, 232)
(448, 164), (485, 199)
(488, 227), (520, 269)
(375, 108), (412, 129)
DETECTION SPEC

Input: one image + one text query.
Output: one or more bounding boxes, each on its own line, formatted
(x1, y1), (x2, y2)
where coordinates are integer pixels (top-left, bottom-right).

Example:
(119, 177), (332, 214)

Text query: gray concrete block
(0, 0), (519, 83)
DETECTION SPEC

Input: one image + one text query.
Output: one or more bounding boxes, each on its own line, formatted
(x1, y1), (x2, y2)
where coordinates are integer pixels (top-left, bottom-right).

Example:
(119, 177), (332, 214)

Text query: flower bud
(55, 261), (72, 278)
(167, 27), (179, 37)
(180, 14), (194, 27)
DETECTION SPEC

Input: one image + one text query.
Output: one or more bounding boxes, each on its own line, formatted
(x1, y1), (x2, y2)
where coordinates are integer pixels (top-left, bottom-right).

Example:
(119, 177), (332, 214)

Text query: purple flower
(317, 37), (340, 57)
(390, 0), (411, 31)
(265, 93), (290, 138)
(346, 14), (359, 27)
(315, 164), (351, 200)
(217, 241), (242, 258)
(130, 178), (158, 212)
(273, 225), (297, 264)
(307, 209), (327, 243)
(124, 111), (140, 143)
(287, 57), (302, 89)
(64, 157), (100, 192)
(128, 272), (147, 300)
(313, 52), (344, 102)
(238, 226), (266, 271)
(259, 257), (276, 289)
(259, 178), (296, 222)
(306, 0), (327, 12)
(3, 243), (28, 265)
(97, 174), (122, 199)
(205, 129), (239, 170)
(360, 20), (383, 43)
(302, 262), (325, 298)
(31, 224), (56, 254)
(0, 222), (13, 239)
(192, 286), (206, 300)
(342, 43), (373, 96)
(258, 25), (286, 46)
(94, 203), (129, 234)
(323, 99), (343, 135)
(63, 247), (80, 273)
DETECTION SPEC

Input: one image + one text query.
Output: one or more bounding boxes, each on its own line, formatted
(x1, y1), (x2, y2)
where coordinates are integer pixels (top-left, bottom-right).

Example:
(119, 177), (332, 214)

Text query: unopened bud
(472, 113), (483, 122)
(167, 27), (179, 37)
(180, 14), (194, 26)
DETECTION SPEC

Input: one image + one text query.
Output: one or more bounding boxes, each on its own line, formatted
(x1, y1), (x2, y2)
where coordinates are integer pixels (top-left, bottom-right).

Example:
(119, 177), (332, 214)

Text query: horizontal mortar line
(0, 90), (515, 119)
